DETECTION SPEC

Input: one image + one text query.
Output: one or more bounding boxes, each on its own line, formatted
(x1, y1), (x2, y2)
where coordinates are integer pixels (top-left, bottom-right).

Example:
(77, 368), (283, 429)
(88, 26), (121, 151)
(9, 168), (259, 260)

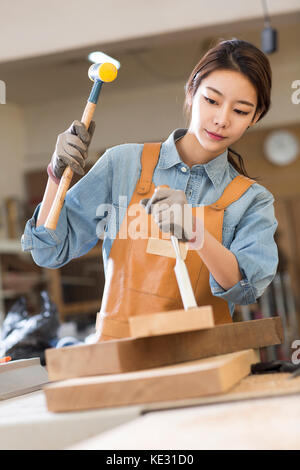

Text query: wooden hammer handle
(44, 102), (96, 230)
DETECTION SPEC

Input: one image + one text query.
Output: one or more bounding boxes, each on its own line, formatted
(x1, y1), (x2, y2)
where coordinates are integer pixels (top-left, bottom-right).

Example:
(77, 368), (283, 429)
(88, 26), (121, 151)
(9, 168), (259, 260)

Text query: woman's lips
(205, 129), (226, 141)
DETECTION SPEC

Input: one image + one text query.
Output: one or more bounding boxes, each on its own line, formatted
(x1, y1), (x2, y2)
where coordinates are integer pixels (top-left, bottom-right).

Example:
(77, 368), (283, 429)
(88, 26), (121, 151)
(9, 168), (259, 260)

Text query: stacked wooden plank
(43, 307), (283, 413)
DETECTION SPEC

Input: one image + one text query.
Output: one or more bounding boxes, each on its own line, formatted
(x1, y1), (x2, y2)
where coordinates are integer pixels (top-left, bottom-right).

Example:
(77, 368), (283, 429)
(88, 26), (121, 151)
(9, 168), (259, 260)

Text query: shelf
(0, 238), (104, 323)
(0, 239), (22, 253)
(45, 240), (104, 321)
(58, 300), (101, 315)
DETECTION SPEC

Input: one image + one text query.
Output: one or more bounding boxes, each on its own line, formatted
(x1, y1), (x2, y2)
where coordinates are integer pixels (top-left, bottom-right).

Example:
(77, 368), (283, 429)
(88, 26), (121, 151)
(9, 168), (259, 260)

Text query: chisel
(171, 235), (197, 310)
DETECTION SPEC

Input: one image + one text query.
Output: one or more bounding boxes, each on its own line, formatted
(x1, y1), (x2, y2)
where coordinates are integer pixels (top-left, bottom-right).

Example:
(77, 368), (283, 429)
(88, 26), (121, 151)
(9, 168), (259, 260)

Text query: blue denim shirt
(21, 128), (279, 316)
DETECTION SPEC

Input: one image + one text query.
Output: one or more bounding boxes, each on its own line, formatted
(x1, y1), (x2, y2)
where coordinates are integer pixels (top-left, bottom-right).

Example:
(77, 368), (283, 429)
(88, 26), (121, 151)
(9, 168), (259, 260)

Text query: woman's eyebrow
(206, 86), (255, 107)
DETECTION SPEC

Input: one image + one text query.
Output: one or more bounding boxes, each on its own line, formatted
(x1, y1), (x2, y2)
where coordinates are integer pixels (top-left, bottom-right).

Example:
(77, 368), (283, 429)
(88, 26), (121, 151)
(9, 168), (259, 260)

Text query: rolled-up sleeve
(210, 191), (279, 305)
(21, 149), (113, 269)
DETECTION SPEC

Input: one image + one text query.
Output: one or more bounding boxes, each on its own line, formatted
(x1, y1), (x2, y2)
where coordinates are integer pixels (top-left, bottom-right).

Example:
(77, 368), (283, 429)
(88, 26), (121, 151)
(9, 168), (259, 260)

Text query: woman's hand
(140, 187), (204, 249)
(50, 120), (95, 179)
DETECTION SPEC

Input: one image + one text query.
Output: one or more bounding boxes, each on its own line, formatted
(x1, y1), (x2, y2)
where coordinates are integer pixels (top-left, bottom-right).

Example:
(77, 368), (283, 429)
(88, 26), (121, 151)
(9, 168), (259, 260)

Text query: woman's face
(188, 69), (261, 152)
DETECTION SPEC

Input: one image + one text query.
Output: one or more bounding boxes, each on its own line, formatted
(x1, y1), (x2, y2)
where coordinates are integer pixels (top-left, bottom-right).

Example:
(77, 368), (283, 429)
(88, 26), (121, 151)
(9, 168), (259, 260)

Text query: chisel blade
(171, 236), (197, 310)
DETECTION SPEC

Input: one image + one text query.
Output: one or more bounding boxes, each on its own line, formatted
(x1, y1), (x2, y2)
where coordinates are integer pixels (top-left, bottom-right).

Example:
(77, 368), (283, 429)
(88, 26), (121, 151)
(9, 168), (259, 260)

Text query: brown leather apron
(95, 143), (255, 341)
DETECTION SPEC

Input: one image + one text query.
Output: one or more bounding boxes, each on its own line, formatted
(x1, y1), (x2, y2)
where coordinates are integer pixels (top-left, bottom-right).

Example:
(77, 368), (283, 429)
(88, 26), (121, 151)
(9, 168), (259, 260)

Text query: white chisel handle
(171, 236), (197, 310)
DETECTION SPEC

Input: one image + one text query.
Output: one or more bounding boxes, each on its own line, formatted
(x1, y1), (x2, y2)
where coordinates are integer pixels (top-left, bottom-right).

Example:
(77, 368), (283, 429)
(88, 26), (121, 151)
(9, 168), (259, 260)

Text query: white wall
(0, 16), (299, 203)
(0, 0), (299, 63)
(0, 104), (25, 200)
(22, 22), (300, 172)
(23, 81), (186, 171)
(22, 70), (300, 175)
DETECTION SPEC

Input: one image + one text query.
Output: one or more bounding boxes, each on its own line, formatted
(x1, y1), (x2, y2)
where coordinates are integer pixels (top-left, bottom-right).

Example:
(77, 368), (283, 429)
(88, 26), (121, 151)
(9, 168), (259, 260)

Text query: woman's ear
(186, 93), (193, 107)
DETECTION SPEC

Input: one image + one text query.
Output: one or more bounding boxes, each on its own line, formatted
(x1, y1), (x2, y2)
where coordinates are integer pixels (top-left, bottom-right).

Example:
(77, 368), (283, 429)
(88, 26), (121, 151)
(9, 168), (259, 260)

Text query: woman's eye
(235, 109), (249, 116)
(204, 96), (216, 105)
(204, 96), (249, 116)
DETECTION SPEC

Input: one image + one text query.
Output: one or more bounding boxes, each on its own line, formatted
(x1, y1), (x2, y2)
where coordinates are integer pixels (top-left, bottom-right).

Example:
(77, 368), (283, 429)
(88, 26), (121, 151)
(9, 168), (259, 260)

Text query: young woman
(22, 39), (278, 341)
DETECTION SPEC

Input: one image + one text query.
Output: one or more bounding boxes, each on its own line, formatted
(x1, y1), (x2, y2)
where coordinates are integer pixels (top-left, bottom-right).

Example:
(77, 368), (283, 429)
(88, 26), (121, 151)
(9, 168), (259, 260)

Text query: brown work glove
(140, 187), (194, 242)
(140, 187), (205, 250)
(50, 120), (95, 180)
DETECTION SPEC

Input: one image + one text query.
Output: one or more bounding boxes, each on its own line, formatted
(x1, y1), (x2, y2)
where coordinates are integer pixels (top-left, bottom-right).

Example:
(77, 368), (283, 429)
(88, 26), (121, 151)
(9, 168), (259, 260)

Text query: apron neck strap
(137, 143), (162, 195)
(210, 175), (256, 210)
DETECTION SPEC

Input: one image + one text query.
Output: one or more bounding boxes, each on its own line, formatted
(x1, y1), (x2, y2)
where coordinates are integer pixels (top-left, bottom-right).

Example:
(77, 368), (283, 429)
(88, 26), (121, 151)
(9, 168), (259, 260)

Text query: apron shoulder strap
(210, 174), (256, 210)
(137, 142), (162, 195)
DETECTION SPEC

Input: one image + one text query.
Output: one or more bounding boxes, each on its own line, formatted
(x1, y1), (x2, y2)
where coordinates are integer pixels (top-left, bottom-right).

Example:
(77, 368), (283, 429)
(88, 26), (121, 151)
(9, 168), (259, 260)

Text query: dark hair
(184, 38), (272, 179)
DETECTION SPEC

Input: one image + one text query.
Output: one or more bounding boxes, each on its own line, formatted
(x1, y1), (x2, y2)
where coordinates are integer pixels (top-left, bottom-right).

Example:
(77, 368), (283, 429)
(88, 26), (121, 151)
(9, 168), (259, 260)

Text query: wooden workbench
(1, 373), (300, 449)
(69, 392), (300, 450)
(0, 390), (141, 450)
(69, 373), (300, 450)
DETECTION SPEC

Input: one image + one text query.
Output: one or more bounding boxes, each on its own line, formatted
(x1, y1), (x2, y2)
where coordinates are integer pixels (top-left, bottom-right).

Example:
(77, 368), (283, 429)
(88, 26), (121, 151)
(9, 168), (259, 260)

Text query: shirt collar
(158, 128), (229, 189)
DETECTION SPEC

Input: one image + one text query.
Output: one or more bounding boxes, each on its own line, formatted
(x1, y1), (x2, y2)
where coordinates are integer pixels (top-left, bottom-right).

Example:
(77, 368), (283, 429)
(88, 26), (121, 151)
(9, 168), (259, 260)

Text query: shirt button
(181, 166), (187, 173)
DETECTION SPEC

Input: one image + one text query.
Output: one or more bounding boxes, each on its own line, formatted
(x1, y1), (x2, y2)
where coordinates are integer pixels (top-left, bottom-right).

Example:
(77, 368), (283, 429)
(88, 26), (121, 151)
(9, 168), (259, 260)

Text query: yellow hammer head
(88, 62), (118, 83)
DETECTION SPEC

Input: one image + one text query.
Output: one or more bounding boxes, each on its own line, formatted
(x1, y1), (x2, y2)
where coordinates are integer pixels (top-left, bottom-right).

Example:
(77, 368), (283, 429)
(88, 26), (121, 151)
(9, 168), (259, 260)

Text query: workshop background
(0, 0), (299, 362)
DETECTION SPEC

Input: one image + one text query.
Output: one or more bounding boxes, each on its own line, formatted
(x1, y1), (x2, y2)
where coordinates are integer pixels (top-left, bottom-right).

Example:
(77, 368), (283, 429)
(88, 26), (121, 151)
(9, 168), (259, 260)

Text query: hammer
(44, 62), (118, 230)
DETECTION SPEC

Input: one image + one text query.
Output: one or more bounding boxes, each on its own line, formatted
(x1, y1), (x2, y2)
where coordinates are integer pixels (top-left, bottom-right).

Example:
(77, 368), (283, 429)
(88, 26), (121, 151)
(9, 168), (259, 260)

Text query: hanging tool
(45, 61), (118, 230)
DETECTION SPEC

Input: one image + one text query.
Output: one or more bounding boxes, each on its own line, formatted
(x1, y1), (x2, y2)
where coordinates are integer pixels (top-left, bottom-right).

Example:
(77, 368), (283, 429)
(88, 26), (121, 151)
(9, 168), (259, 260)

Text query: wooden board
(128, 306), (214, 338)
(146, 237), (188, 259)
(44, 349), (258, 412)
(145, 372), (300, 412)
(0, 358), (49, 400)
(45, 317), (283, 382)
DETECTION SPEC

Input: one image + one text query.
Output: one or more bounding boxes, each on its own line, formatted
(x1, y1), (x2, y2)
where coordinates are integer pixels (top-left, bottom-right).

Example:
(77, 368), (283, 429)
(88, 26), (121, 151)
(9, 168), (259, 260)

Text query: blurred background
(0, 0), (299, 361)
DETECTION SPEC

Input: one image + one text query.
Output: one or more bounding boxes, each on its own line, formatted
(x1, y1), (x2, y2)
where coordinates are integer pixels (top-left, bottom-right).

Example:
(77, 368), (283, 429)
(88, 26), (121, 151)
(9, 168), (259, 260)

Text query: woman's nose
(213, 106), (230, 128)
